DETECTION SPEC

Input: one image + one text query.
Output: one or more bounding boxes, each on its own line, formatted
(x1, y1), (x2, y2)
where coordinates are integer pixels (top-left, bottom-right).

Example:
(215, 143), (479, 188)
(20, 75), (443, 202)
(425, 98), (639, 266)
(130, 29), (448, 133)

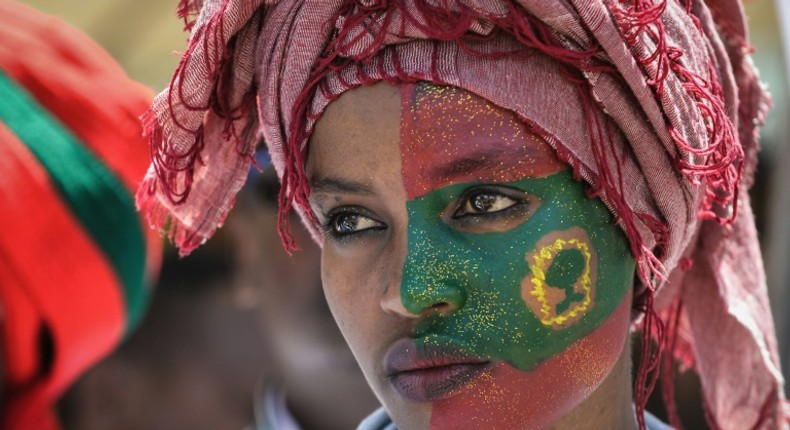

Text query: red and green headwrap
(0, 2), (162, 428)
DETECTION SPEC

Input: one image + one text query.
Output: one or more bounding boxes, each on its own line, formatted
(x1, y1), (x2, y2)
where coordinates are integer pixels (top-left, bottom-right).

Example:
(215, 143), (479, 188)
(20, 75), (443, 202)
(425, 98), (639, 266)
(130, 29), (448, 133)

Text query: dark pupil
(471, 193), (496, 212)
(334, 214), (359, 233)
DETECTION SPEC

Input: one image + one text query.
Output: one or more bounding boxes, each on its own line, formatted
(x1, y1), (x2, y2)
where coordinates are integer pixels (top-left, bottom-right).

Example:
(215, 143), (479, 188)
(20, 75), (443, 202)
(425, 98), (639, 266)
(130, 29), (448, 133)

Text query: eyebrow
(309, 176), (375, 195)
(427, 148), (520, 180)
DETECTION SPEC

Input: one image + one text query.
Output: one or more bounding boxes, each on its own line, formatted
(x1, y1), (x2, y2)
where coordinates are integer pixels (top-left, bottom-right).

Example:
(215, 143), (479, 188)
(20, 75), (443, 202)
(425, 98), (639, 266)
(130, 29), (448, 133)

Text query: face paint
(431, 297), (631, 430)
(400, 84), (566, 197)
(403, 172), (631, 367)
(397, 83), (635, 429)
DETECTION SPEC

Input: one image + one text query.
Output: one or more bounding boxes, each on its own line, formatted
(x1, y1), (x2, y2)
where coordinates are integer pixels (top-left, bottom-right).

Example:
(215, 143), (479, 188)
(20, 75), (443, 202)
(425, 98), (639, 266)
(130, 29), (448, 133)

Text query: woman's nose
(390, 225), (469, 318)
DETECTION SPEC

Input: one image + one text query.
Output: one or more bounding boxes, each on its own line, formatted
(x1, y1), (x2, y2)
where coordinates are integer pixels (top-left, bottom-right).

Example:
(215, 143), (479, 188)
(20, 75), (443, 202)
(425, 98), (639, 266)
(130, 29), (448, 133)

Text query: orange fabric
(0, 264), (40, 390)
(0, 1), (153, 192)
(0, 2), (163, 428)
(0, 1), (162, 283)
(0, 123), (127, 429)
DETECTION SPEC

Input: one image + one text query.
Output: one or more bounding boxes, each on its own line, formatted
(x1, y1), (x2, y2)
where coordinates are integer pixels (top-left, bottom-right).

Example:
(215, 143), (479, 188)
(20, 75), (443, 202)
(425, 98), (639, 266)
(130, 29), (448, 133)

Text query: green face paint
(403, 170), (635, 369)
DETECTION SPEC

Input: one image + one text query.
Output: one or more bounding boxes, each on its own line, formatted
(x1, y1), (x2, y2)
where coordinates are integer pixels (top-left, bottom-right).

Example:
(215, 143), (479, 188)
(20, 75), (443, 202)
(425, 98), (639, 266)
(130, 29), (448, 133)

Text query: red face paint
(429, 295), (631, 429)
(400, 83), (566, 200)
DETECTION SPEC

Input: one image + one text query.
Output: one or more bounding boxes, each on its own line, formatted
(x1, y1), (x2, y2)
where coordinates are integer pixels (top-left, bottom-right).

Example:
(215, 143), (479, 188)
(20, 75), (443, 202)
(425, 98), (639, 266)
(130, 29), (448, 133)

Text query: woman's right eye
(325, 210), (386, 237)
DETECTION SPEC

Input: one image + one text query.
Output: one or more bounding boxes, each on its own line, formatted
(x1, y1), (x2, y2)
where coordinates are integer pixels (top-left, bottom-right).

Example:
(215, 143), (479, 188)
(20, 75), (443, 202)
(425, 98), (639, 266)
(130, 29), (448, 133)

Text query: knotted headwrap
(0, 2), (162, 428)
(138, 0), (788, 428)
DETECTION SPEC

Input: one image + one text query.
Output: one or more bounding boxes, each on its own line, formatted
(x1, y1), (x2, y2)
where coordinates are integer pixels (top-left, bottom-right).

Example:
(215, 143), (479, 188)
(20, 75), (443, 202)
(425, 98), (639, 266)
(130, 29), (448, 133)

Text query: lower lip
(389, 362), (491, 402)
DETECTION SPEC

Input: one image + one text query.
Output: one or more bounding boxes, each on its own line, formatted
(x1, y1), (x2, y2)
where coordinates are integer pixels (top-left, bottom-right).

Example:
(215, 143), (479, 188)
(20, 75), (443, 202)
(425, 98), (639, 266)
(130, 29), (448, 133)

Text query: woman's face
(307, 82), (636, 429)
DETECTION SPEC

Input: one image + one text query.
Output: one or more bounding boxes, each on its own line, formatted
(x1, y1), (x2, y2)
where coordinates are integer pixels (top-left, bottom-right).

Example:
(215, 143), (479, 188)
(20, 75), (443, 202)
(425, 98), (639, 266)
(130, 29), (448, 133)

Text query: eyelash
(450, 186), (530, 222)
(321, 187), (530, 243)
(322, 206), (387, 243)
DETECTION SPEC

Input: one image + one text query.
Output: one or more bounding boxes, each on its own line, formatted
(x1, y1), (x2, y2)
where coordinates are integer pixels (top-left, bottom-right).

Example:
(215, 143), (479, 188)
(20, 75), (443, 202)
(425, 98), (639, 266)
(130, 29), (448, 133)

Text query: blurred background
(15, 0), (790, 429)
(16, 2), (381, 429)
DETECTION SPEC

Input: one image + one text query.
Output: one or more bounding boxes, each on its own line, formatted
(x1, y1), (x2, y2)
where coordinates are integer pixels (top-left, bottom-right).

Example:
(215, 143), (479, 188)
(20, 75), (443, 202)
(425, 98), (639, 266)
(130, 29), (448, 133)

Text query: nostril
(428, 301), (458, 316)
(381, 282), (421, 318)
(413, 285), (467, 317)
(386, 281), (468, 318)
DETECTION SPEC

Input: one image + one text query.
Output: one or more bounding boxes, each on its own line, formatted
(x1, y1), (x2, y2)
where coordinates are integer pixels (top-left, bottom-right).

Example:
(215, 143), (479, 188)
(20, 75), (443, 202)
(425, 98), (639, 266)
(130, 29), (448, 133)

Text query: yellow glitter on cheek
(521, 227), (598, 329)
(560, 334), (616, 394)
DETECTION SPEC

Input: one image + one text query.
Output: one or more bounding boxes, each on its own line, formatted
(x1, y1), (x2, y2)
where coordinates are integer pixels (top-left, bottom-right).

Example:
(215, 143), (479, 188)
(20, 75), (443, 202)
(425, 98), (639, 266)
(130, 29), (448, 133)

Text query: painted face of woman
(307, 82), (637, 430)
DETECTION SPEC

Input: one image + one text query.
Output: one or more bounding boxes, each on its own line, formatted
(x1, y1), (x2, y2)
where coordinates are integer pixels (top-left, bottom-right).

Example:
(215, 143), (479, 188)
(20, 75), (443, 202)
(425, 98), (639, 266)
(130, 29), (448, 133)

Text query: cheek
(430, 292), (631, 430)
(321, 250), (366, 340)
(320, 248), (389, 375)
(406, 172), (634, 389)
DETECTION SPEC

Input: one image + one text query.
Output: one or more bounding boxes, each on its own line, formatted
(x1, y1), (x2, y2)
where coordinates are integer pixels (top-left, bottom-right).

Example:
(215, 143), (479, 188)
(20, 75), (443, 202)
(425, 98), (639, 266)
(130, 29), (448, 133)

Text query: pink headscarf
(138, 1), (788, 428)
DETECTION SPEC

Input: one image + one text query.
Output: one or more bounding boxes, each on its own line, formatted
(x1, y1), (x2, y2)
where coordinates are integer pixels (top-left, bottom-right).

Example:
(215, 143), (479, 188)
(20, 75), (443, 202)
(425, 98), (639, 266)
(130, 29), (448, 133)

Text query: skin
(228, 169), (380, 430)
(307, 82), (638, 430)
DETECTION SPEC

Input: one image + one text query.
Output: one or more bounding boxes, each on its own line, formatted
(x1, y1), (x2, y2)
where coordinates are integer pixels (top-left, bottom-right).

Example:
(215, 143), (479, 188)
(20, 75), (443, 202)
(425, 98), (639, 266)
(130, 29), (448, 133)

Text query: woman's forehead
(308, 81), (566, 198)
(401, 82), (565, 199)
(307, 83), (402, 197)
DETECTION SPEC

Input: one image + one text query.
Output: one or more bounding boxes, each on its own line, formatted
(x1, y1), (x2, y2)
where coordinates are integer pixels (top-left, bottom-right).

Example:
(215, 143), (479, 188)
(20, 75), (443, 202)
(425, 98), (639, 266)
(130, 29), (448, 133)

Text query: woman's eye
(454, 191), (521, 217)
(447, 186), (537, 232)
(327, 212), (385, 236)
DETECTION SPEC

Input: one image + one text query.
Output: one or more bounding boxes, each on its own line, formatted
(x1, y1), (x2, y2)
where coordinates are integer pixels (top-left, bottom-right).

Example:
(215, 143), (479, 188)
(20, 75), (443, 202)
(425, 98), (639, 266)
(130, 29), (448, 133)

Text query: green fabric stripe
(0, 70), (148, 335)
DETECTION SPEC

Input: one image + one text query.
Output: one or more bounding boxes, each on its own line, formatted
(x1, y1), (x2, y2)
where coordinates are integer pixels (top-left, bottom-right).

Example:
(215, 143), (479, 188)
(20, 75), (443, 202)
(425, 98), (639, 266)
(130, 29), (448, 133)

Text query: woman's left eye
(453, 190), (522, 218)
(447, 186), (536, 232)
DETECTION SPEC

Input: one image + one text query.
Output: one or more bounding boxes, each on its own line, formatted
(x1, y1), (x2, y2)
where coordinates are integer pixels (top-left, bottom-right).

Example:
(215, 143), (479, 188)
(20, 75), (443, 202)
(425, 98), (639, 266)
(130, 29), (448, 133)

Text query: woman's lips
(384, 338), (491, 402)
